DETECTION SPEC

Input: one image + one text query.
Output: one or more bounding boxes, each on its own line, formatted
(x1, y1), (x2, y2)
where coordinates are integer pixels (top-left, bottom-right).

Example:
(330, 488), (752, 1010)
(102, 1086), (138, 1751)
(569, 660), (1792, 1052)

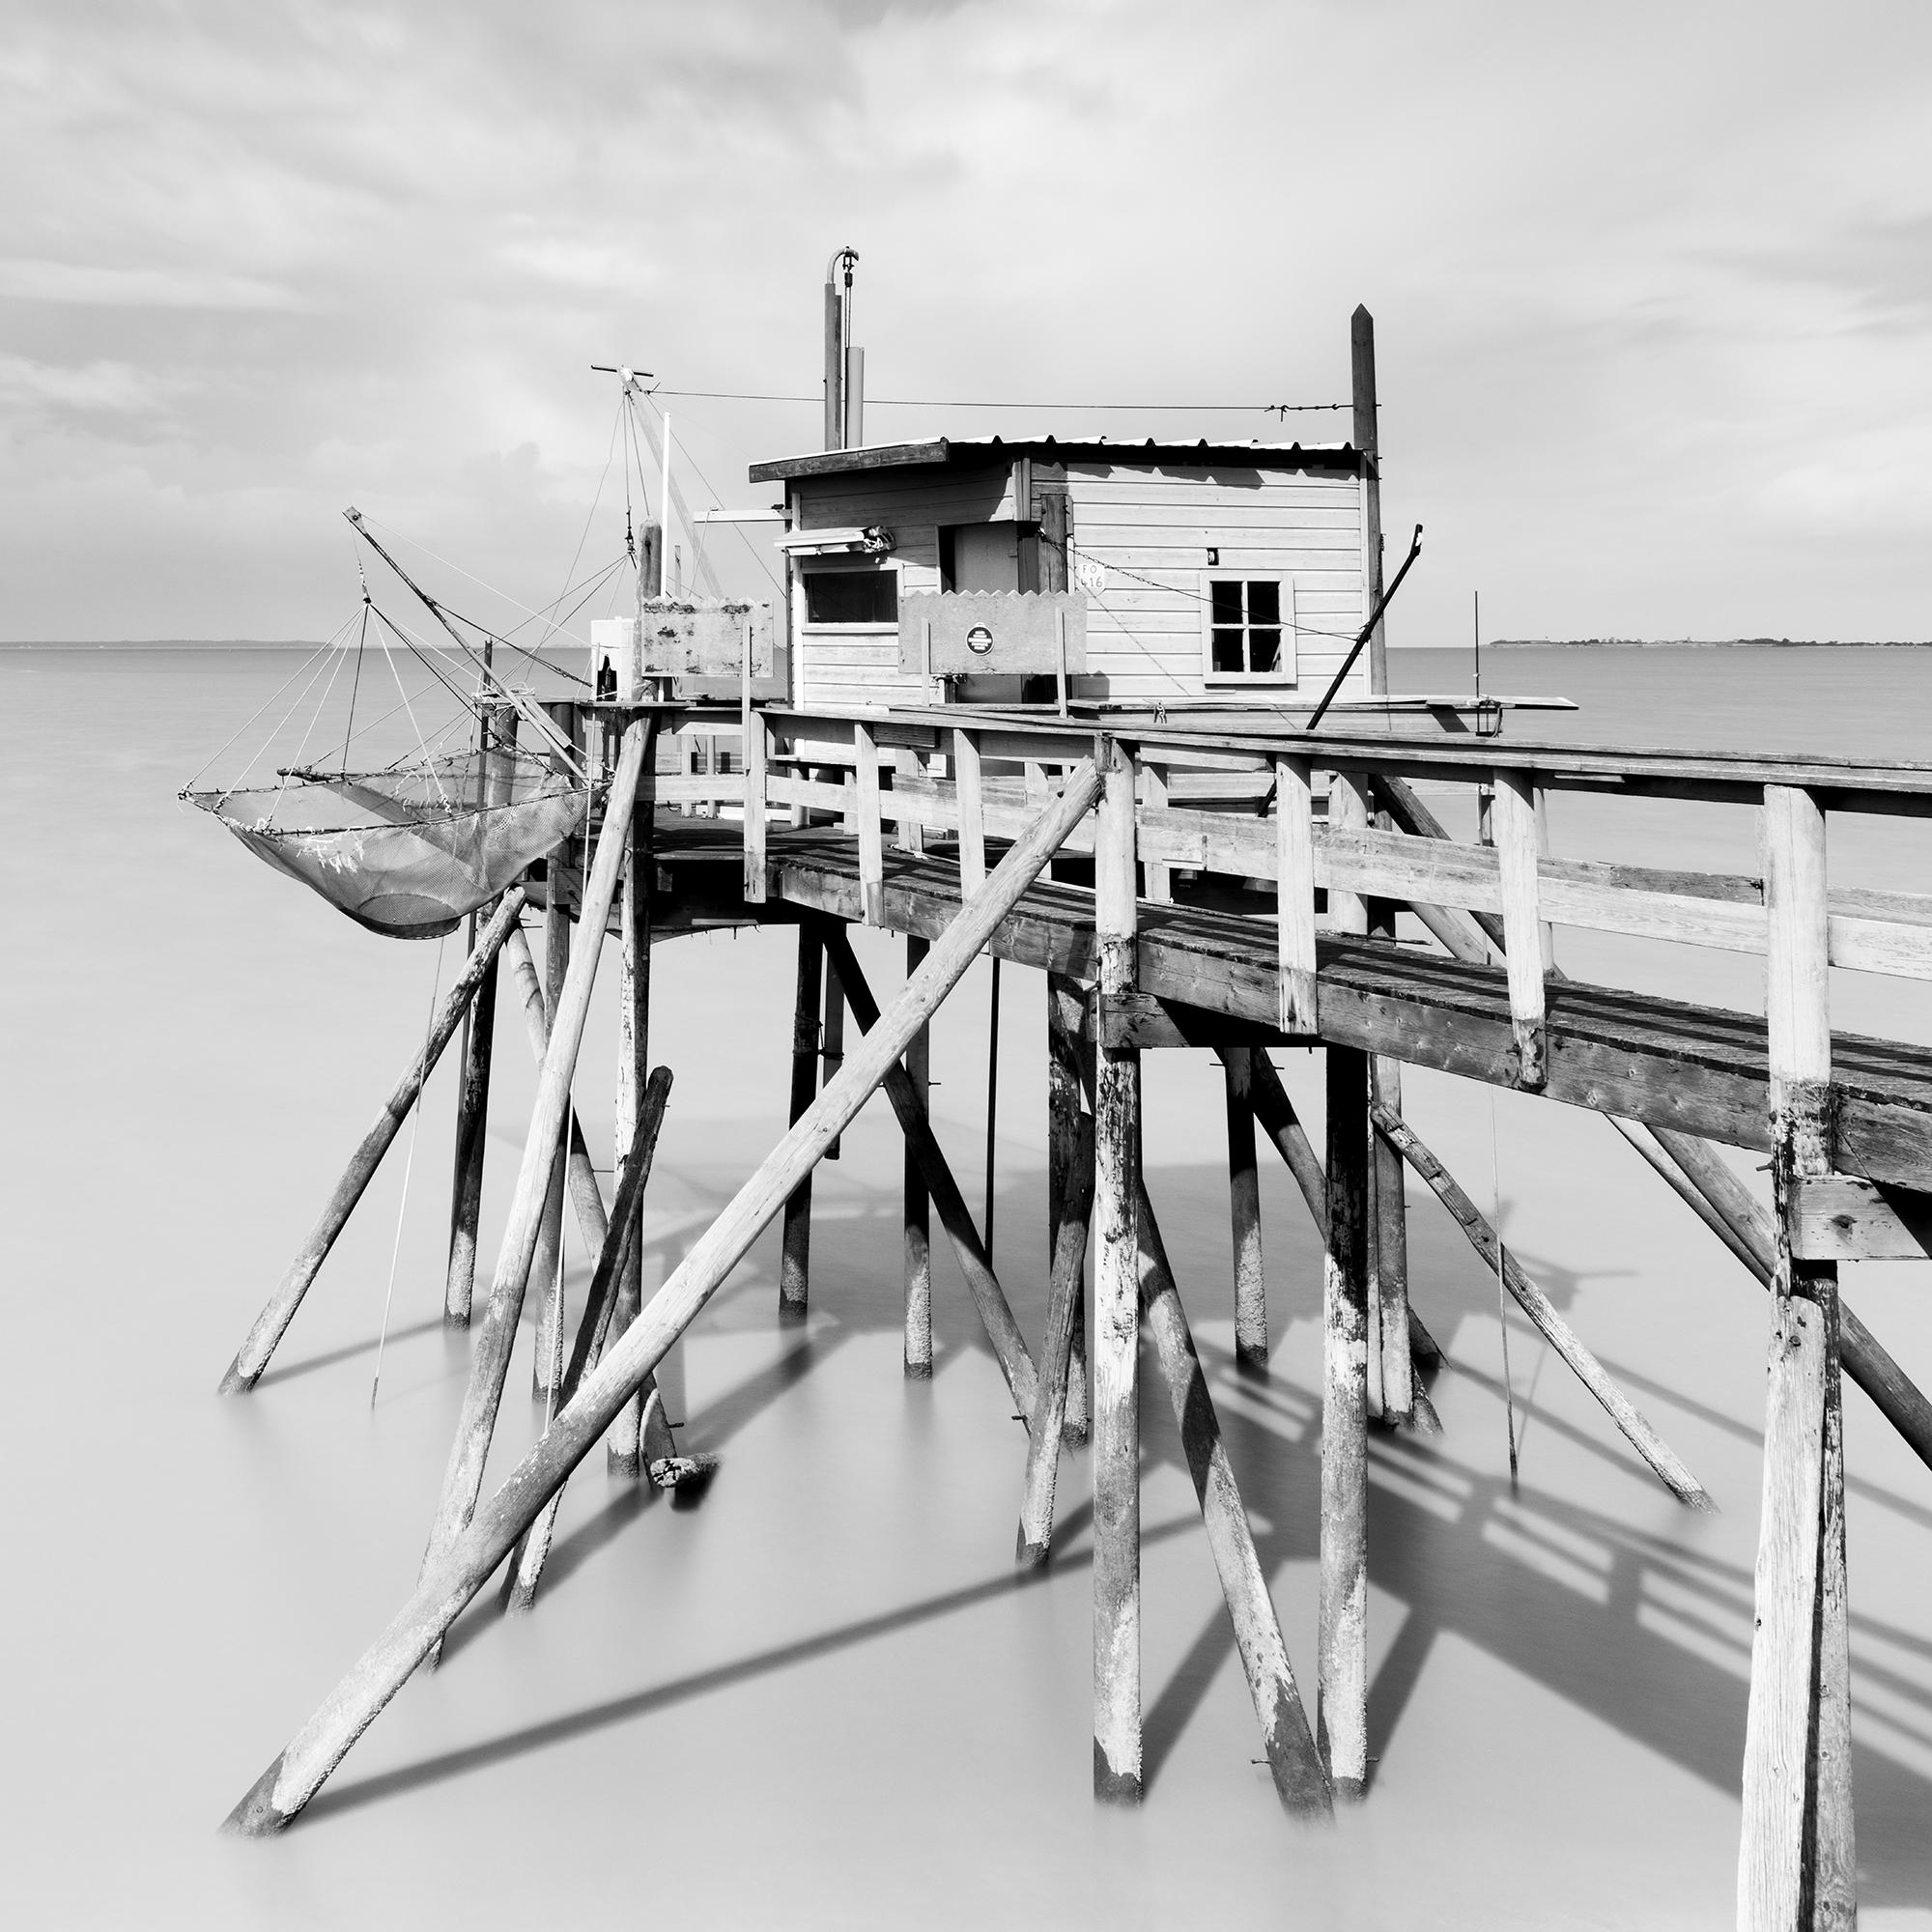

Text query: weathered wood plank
(1093, 744), (1144, 1804)
(903, 933), (932, 1378)
(1320, 1044), (1372, 1795)
(780, 927), (822, 1319)
(1492, 770), (1547, 1089)
(1222, 1047), (1267, 1369)
(1016, 1116), (1095, 1566)
(1276, 753), (1317, 1033)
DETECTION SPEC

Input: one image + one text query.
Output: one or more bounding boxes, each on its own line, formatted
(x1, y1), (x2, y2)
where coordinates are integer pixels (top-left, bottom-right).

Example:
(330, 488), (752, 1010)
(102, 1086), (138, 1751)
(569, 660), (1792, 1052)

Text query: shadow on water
(282, 1138), (1932, 1903)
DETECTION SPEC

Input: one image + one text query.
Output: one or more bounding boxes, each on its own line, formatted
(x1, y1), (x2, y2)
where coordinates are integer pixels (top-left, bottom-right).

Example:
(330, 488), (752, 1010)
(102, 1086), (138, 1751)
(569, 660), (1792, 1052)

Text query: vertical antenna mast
(660, 413), (673, 598)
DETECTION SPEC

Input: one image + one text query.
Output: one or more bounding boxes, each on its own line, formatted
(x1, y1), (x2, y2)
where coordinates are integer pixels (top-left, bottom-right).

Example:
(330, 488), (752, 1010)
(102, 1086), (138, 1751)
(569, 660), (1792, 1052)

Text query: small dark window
(1206, 578), (1292, 679)
(804, 570), (897, 625)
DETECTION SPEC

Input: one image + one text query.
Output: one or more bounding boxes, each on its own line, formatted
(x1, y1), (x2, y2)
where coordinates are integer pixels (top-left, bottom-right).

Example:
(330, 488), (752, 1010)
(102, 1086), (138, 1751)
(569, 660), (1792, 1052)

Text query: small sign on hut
(897, 589), (1087, 679)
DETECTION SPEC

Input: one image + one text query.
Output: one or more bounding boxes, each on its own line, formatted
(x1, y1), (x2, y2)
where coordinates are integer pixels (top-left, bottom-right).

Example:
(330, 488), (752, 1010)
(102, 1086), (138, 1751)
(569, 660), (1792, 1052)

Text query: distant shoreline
(1489, 638), (1932, 650)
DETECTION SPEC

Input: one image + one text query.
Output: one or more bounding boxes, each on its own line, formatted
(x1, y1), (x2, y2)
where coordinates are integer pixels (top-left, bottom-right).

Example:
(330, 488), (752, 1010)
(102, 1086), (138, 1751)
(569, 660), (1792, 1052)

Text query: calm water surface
(3, 643), (1930, 1928)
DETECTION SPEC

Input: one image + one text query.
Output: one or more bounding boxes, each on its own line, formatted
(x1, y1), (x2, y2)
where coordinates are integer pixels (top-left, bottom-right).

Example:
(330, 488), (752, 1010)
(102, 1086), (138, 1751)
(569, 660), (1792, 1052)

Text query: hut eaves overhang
(748, 435), (1365, 484)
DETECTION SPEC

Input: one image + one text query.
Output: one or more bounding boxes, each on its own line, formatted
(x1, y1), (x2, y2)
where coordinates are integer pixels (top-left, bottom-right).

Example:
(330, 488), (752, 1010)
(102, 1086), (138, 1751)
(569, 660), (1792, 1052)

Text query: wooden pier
(213, 691), (1932, 1929)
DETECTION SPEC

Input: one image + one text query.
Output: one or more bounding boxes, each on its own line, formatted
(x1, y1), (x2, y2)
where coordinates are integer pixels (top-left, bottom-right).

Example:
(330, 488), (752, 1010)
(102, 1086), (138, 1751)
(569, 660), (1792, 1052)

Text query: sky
(4, 0), (1931, 645)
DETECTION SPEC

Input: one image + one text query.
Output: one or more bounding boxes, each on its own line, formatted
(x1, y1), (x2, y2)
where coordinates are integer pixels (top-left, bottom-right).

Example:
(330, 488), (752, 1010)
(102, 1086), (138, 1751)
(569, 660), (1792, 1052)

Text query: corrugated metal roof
(748, 434), (1364, 483)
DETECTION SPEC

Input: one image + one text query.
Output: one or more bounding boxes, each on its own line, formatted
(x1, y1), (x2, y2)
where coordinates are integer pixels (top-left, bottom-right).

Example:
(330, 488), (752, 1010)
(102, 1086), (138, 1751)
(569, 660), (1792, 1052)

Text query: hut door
(942, 520), (1041, 593)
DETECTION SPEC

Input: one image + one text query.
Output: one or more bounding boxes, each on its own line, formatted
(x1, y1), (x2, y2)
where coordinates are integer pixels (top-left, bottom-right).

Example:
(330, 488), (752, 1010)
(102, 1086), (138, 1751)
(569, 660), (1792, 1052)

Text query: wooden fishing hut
(210, 311), (1932, 1930)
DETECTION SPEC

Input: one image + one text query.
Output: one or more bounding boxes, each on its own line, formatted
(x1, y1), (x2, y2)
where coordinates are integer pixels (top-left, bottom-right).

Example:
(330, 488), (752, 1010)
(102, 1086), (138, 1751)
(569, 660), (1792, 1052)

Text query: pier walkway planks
(647, 820), (1932, 1190)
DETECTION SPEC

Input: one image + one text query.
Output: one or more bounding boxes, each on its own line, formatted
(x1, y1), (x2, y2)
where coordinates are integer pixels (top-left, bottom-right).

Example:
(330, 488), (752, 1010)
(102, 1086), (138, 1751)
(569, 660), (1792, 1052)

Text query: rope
(181, 625), (344, 793)
(339, 600), (370, 773)
(1490, 1088), (1520, 1485)
(370, 932), (449, 1407)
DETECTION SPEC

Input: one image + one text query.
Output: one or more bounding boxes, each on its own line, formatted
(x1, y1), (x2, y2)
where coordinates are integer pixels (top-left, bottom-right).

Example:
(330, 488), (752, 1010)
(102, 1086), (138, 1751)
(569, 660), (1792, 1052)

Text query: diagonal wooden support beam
(223, 758), (1104, 1834)
(1370, 1099), (1714, 1510)
(1136, 1181), (1334, 1819)
(821, 925), (1040, 1413)
(509, 1068), (674, 1611)
(1016, 1116), (1095, 1566)
(421, 720), (648, 1578)
(217, 888), (528, 1393)
(1378, 771), (1932, 1479)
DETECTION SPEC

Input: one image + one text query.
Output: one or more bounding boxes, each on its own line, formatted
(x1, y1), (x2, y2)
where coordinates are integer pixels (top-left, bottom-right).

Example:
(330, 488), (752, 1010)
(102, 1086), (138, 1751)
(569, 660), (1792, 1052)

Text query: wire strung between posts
(639, 385), (1353, 413)
(1490, 1088), (1520, 1485)
(371, 934), (449, 1407)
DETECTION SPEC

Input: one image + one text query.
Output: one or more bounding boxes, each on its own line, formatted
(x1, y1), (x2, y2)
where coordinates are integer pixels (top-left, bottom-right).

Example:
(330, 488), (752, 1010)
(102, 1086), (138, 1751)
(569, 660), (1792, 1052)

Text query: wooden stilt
(445, 705), (518, 1325)
(1046, 972), (1091, 1442)
(1016, 1115), (1095, 1566)
(225, 756), (1103, 1834)
(509, 1068), (674, 1610)
(608, 711), (662, 1473)
(903, 933), (932, 1378)
(822, 928), (1041, 1413)
(1238, 1046), (1442, 1434)
(1092, 744), (1143, 1804)
(1740, 782), (1854, 1927)
(529, 826), (572, 1401)
(1319, 1043), (1372, 1797)
(419, 721), (647, 1578)
(217, 889), (528, 1393)
(780, 925), (823, 1320)
(1137, 1185), (1332, 1818)
(821, 950), (846, 1161)
(1222, 1046), (1267, 1370)
(1372, 1099), (1713, 1508)
(1367, 867), (1413, 1424)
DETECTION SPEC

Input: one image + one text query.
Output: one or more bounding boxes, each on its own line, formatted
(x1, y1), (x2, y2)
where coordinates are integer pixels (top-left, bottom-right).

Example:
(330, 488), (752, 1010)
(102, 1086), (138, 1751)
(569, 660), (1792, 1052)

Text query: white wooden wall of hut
(791, 467), (1019, 712)
(785, 459), (1369, 710)
(1064, 463), (1370, 704)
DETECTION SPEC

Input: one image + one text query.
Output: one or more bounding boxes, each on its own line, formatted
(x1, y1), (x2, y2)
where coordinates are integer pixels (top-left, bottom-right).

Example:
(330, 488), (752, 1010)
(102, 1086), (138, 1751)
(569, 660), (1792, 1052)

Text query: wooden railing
(624, 700), (1932, 1162)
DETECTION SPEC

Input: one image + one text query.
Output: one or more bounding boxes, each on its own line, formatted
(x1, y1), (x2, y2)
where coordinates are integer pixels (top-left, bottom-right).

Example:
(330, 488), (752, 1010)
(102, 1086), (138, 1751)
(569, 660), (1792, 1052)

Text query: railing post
(1274, 753), (1317, 1034)
(1741, 782), (1854, 1926)
(854, 720), (884, 924)
(954, 726), (985, 896)
(742, 709), (768, 904)
(902, 933), (932, 1378)
(1492, 769), (1547, 1090)
(1141, 760), (1172, 903)
(895, 748), (925, 856)
(1093, 736), (1143, 1804)
(1325, 771), (1370, 934)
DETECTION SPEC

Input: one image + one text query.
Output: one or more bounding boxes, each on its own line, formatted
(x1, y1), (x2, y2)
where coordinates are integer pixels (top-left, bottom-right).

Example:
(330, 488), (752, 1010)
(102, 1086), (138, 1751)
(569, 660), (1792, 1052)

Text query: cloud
(4, 0), (1932, 642)
(0, 259), (301, 309)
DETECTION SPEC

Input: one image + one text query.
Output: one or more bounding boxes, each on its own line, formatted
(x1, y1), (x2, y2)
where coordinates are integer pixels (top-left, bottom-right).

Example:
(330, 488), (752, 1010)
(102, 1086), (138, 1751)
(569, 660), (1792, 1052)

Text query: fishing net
(186, 752), (587, 940)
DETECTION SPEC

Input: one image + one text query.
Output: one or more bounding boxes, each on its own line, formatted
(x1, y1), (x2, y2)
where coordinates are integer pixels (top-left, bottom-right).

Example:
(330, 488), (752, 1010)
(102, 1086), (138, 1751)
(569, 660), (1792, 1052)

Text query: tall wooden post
(529, 706), (578, 1398)
(1047, 972), (1090, 1441)
(1320, 1043), (1372, 1797)
(609, 702), (663, 1473)
(445, 702), (517, 1324)
(1739, 783), (1855, 1928)
(903, 933), (932, 1377)
(1223, 1047), (1266, 1370)
(1368, 880), (1413, 1425)
(1351, 304), (1388, 696)
(821, 951), (846, 1162)
(780, 926), (823, 1321)
(1092, 741), (1143, 1804)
